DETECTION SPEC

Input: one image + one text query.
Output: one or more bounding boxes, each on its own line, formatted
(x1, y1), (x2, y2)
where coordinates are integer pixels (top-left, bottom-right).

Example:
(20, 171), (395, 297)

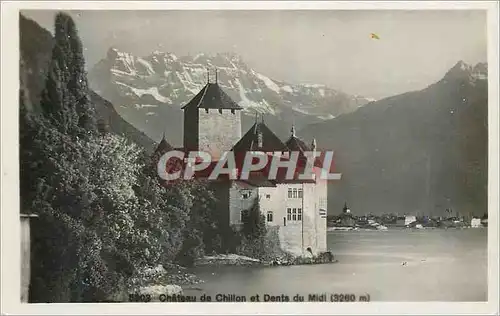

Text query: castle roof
(285, 136), (311, 153)
(152, 134), (175, 164)
(285, 125), (311, 153)
(155, 136), (174, 154)
(181, 83), (243, 110)
(231, 121), (289, 153)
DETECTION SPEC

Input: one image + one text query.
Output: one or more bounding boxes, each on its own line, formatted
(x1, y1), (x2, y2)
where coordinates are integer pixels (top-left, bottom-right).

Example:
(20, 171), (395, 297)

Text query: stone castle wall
(198, 109), (241, 159)
(229, 182), (259, 226)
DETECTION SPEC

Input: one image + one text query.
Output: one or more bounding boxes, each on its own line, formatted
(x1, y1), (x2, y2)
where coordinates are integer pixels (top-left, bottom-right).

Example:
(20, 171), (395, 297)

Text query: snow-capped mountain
(89, 48), (371, 145)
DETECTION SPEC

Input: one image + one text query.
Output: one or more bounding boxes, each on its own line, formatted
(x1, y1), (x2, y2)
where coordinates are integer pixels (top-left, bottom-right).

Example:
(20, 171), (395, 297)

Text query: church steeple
(343, 202), (351, 214)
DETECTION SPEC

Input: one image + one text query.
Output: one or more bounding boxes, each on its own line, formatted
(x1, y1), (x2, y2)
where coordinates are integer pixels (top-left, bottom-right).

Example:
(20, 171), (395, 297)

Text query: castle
(154, 76), (336, 256)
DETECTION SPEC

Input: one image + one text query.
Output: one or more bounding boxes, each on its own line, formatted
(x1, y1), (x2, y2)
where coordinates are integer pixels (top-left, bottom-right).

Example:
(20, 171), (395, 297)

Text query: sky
(22, 9), (487, 99)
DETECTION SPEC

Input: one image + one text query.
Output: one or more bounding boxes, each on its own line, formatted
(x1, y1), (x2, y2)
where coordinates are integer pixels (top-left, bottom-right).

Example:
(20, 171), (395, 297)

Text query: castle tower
(182, 70), (242, 159)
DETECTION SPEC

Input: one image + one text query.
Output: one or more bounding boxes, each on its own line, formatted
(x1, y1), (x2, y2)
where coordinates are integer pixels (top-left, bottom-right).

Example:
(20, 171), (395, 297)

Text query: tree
(24, 11), (232, 302)
(66, 15), (96, 132)
(134, 160), (192, 264)
(239, 197), (267, 259)
(25, 12), (137, 301)
(40, 12), (96, 137)
(241, 197), (266, 240)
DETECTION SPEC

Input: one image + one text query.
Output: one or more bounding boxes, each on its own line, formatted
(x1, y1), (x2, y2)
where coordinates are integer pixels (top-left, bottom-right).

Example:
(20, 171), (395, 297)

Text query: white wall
(405, 215), (417, 226)
(471, 218), (482, 228)
(258, 182), (328, 256)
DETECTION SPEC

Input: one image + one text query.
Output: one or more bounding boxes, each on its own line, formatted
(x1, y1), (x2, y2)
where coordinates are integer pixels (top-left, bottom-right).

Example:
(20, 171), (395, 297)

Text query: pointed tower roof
(284, 127), (336, 172)
(181, 83), (243, 110)
(285, 126), (311, 153)
(231, 121), (289, 153)
(153, 134), (174, 157)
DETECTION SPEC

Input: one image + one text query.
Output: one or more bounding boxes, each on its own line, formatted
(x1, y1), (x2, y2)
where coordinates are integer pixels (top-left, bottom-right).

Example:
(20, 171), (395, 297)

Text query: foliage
(39, 12), (96, 137)
(22, 10), (270, 303)
(21, 12), (186, 302)
(237, 197), (268, 260)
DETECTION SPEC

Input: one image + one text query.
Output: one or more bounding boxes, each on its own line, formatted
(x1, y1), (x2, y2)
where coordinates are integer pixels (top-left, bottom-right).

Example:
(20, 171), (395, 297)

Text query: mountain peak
(472, 62), (488, 78)
(445, 60), (472, 78)
(89, 46), (372, 135)
(443, 60), (487, 81)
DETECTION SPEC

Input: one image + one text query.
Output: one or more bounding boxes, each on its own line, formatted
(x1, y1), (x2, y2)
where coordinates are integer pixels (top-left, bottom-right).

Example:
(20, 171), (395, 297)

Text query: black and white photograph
(1, 1), (499, 315)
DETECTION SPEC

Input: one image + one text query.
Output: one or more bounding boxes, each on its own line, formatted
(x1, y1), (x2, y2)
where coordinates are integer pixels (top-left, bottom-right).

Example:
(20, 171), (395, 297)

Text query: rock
(195, 254), (261, 267)
(314, 251), (335, 263)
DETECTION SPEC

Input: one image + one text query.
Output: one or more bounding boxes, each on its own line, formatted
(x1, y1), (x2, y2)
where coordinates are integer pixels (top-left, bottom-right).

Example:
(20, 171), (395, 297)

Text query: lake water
(184, 229), (487, 302)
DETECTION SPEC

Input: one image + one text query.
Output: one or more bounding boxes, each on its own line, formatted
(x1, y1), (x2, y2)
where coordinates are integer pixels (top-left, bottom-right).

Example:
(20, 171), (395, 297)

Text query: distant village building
(153, 75), (335, 256)
(471, 218), (483, 228)
(336, 202), (355, 227)
(405, 215), (417, 227)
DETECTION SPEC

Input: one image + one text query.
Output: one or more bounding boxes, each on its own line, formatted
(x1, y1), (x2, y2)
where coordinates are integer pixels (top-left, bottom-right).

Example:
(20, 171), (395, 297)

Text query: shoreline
(125, 252), (340, 302)
(194, 252), (339, 268)
(327, 226), (488, 231)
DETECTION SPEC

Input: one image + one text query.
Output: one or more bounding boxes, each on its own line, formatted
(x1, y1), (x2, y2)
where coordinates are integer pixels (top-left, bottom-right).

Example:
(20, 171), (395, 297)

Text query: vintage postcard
(1, 1), (499, 315)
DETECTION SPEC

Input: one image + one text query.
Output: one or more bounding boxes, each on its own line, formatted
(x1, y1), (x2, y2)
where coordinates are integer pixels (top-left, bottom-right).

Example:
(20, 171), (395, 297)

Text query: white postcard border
(1, 1), (499, 315)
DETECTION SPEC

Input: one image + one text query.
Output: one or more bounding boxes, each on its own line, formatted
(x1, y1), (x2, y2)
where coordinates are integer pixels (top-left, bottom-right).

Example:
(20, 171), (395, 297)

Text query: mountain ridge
(299, 60), (488, 217)
(88, 47), (372, 145)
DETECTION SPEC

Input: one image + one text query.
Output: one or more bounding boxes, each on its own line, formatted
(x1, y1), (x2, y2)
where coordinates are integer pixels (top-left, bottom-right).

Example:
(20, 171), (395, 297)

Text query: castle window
(287, 208), (292, 221)
(218, 109), (223, 114)
(267, 211), (273, 222)
(319, 197), (326, 209)
(298, 189), (303, 198)
(288, 189), (293, 198)
(231, 109), (235, 114)
(257, 132), (263, 148)
(266, 194), (271, 199)
(205, 108), (209, 113)
(298, 208), (302, 221)
(293, 188), (298, 198)
(292, 208), (297, 221)
(242, 191), (250, 199)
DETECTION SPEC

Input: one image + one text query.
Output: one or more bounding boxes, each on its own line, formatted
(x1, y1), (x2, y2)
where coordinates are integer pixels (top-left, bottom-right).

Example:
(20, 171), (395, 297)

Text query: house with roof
(153, 75), (336, 256)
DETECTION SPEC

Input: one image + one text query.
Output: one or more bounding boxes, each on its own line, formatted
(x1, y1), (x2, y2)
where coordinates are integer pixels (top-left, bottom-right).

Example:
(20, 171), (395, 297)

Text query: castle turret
(285, 125), (311, 154)
(182, 70), (242, 159)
